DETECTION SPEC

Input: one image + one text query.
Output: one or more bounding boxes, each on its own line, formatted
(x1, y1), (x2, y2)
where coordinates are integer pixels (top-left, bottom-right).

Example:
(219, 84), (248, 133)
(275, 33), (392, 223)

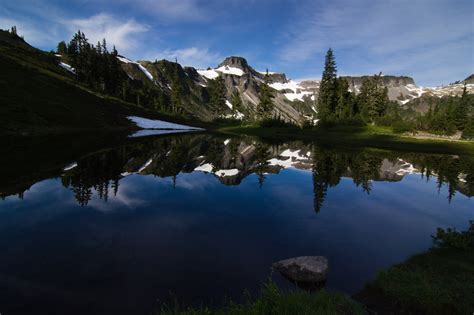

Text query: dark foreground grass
(217, 124), (474, 155)
(158, 281), (365, 315)
(357, 248), (474, 314)
(356, 225), (474, 315)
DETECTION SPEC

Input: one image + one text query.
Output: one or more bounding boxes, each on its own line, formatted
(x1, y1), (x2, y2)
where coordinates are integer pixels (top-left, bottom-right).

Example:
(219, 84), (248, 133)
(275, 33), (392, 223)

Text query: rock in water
(272, 256), (328, 283)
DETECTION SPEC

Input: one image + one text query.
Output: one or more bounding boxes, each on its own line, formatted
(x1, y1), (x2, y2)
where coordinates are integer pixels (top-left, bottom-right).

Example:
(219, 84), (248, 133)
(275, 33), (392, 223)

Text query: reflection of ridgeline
(3, 134), (472, 208)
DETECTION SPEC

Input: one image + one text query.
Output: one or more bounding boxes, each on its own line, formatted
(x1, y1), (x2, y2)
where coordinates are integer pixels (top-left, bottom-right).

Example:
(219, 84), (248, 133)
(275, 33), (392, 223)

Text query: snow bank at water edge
(127, 116), (204, 130)
(129, 129), (194, 138)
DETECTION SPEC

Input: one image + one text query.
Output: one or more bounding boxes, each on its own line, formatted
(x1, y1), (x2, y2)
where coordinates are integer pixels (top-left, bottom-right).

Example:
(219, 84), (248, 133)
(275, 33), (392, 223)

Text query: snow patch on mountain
(215, 65), (244, 76)
(137, 64), (153, 81)
(197, 65), (244, 80)
(284, 92), (313, 102)
(117, 56), (134, 64)
(63, 162), (78, 171)
(270, 80), (300, 93)
(269, 80), (314, 102)
(117, 56), (154, 81)
(59, 62), (75, 74)
(197, 69), (219, 80)
(138, 158), (153, 173)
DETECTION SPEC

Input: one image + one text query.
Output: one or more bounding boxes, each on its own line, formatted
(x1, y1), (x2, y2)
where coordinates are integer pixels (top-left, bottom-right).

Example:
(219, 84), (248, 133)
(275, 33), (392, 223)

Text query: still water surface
(0, 133), (473, 314)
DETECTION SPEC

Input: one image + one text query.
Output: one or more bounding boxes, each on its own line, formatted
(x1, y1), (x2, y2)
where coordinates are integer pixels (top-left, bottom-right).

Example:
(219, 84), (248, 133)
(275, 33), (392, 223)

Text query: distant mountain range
(1, 27), (472, 133)
(109, 53), (473, 122)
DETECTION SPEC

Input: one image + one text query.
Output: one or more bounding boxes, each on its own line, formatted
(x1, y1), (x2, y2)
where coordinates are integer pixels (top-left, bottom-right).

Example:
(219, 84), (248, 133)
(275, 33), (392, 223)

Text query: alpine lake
(0, 130), (473, 314)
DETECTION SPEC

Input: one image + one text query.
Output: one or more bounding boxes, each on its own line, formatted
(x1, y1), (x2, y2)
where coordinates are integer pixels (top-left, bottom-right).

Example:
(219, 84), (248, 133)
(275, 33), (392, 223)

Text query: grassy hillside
(0, 30), (208, 135)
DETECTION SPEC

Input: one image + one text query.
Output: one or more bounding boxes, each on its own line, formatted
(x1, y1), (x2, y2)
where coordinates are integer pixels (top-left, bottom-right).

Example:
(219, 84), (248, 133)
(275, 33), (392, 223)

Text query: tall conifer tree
(257, 69), (274, 119)
(317, 48), (337, 122)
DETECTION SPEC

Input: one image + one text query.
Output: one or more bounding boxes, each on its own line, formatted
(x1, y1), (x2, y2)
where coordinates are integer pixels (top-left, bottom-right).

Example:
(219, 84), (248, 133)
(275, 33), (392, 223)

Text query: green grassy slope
(0, 31), (143, 134)
(0, 30), (209, 135)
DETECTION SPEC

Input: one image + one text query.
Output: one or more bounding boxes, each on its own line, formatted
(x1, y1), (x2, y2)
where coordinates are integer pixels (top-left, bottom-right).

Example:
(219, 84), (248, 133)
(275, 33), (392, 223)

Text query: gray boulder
(272, 256), (328, 283)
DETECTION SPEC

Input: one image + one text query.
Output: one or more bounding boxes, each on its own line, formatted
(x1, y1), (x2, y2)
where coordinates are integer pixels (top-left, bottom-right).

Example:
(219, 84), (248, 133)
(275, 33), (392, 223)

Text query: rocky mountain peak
(463, 74), (474, 84)
(342, 75), (416, 87)
(218, 56), (250, 71)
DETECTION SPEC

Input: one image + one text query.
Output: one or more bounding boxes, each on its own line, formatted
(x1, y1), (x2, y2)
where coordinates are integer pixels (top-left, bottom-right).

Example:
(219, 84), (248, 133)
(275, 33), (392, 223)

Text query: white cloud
(68, 13), (148, 55)
(278, 0), (474, 85)
(148, 47), (222, 68)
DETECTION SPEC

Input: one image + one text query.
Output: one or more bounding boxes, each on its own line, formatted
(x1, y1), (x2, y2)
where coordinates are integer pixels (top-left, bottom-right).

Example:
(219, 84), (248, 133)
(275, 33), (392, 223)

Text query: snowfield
(63, 162), (78, 171)
(270, 80), (301, 93)
(197, 69), (220, 79)
(269, 80), (314, 102)
(117, 56), (134, 64)
(137, 64), (154, 81)
(59, 62), (75, 74)
(197, 65), (244, 80)
(127, 116), (204, 130)
(117, 56), (154, 81)
(215, 66), (244, 76)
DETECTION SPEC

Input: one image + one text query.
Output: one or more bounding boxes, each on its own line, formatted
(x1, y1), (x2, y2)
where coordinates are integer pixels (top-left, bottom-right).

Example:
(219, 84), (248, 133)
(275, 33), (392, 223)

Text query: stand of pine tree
(316, 49), (474, 139)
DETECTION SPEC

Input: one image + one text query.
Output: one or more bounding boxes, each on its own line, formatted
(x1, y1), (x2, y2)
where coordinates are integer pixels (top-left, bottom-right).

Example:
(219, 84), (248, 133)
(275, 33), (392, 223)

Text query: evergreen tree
(317, 48), (337, 122)
(462, 117), (474, 139)
(254, 143), (270, 188)
(257, 70), (274, 119)
(334, 77), (355, 119)
(357, 73), (389, 123)
(171, 67), (182, 113)
(208, 75), (226, 111)
(57, 41), (67, 55)
(454, 85), (470, 130)
(231, 90), (243, 115)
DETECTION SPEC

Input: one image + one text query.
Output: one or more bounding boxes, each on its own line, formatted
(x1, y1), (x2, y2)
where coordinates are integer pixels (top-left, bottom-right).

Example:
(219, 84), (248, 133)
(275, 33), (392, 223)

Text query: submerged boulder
(272, 256), (328, 283)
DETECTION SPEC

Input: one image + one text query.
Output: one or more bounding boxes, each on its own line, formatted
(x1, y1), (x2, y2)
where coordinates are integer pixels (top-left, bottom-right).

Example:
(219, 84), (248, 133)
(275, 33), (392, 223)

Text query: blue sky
(1, 0), (473, 86)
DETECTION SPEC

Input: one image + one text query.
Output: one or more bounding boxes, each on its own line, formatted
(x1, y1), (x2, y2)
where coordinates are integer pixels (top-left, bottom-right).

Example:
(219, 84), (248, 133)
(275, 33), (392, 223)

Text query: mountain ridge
(123, 54), (473, 119)
(1, 27), (472, 132)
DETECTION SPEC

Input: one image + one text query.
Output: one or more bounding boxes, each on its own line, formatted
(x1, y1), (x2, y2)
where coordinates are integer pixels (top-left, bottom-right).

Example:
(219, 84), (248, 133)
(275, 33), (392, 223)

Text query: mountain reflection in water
(3, 134), (472, 208)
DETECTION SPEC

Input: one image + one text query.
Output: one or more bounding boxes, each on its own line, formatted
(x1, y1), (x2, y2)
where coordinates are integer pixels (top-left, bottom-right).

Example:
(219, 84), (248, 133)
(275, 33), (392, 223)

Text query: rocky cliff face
(464, 74), (474, 84)
(118, 55), (313, 123)
(284, 74), (473, 107)
(197, 56), (312, 123)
